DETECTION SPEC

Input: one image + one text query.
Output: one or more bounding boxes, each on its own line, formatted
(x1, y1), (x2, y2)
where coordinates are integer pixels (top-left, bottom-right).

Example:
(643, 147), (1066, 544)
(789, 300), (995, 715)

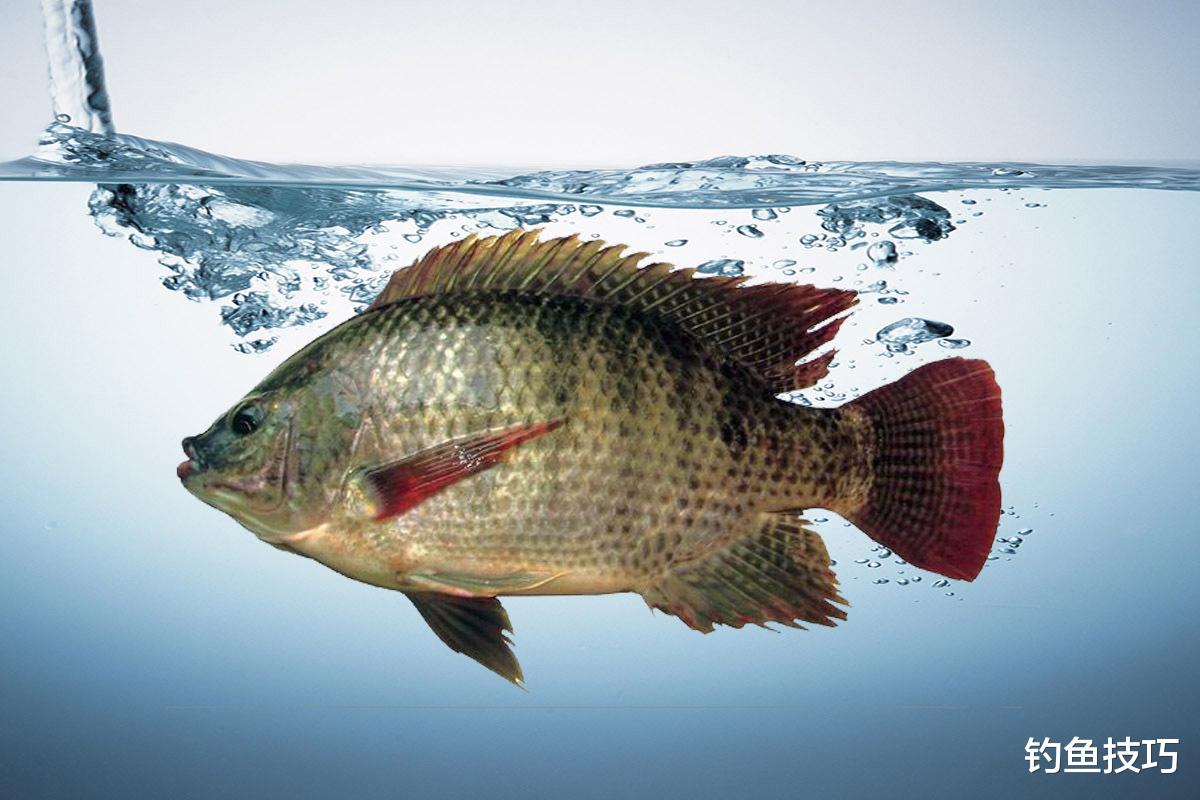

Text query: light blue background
(0, 183), (1196, 798)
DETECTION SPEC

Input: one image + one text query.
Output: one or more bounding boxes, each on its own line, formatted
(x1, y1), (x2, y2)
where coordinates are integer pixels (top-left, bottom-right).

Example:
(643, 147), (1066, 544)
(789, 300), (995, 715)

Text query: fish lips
(178, 435), (204, 481)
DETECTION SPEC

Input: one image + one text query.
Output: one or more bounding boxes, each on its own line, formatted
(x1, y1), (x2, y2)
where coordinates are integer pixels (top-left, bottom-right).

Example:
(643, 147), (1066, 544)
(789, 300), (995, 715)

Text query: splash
(39, 0), (113, 134)
(4, 0), (1199, 348)
(7, 121), (1199, 348)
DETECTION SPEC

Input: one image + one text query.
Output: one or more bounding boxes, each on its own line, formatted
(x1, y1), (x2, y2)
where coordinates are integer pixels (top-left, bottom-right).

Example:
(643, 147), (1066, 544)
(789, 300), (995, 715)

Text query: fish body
(180, 231), (1004, 684)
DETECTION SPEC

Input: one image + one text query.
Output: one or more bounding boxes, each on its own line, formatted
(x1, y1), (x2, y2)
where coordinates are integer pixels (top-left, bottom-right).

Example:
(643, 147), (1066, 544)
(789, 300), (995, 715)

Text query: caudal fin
(842, 358), (1003, 581)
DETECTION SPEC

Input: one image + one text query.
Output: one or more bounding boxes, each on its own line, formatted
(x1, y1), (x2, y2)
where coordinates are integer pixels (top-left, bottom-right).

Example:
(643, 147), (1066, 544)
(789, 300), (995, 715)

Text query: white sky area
(2, 0), (1198, 167)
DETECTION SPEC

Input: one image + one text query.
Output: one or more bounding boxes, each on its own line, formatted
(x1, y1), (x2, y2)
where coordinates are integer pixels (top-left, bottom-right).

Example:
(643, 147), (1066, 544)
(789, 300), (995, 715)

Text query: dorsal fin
(370, 230), (858, 391)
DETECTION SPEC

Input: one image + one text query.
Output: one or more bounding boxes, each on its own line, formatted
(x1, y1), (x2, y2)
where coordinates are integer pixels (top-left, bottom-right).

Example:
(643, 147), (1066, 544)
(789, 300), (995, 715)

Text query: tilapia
(178, 229), (1004, 685)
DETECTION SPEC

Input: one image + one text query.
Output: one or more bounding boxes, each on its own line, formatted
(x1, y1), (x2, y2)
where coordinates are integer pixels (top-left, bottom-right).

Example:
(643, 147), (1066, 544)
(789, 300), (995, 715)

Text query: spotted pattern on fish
(179, 230), (1003, 685)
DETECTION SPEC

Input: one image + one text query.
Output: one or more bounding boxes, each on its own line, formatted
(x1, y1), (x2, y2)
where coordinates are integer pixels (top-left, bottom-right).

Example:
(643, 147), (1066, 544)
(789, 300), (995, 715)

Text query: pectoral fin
(357, 419), (565, 521)
(407, 592), (524, 686)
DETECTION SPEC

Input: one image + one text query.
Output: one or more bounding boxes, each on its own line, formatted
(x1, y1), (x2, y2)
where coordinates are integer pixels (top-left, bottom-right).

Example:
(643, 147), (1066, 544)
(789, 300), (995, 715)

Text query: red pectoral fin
(360, 419), (565, 521)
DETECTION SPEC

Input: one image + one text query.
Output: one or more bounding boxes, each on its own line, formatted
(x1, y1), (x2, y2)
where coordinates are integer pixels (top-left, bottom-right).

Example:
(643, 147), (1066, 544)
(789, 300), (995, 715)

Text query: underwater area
(0, 1), (1197, 797)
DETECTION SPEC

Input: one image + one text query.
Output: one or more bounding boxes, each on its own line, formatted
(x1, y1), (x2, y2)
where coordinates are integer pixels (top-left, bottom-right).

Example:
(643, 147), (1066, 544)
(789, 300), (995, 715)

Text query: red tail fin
(843, 358), (1003, 581)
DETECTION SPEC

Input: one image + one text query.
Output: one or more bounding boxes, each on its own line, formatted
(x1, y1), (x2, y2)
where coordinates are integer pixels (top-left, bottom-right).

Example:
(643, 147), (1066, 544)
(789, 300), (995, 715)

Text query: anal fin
(642, 515), (848, 633)
(407, 592), (524, 686)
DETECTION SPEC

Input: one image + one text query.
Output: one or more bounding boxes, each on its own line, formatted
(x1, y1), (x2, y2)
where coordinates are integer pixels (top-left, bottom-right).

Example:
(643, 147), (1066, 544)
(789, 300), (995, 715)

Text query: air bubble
(866, 240), (898, 266)
(876, 317), (954, 353)
(696, 258), (745, 277)
(231, 337), (278, 354)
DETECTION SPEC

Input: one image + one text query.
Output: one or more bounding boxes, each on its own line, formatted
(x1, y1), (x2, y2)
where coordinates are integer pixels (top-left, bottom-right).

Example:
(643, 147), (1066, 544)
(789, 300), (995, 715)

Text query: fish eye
(231, 403), (264, 436)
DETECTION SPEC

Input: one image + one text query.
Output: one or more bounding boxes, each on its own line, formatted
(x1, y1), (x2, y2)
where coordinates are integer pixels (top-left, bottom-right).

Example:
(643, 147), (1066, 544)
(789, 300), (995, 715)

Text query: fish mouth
(179, 466), (268, 521)
(175, 436), (237, 501)
(178, 435), (203, 483)
(175, 420), (295, 517)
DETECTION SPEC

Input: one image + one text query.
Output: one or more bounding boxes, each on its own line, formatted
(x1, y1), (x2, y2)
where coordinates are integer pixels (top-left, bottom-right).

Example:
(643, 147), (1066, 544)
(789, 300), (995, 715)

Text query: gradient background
(1, 1), (1198, 798)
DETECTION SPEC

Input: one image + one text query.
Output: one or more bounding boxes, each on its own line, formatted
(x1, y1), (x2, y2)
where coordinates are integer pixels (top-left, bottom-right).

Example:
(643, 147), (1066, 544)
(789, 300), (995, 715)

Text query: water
(0, 2), (1196, 798)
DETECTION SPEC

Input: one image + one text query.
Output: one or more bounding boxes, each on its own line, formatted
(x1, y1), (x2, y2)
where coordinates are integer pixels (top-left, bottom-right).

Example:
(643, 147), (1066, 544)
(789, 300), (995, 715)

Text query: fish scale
(180, 229), (1003, 685)
(310, 292), (827, 577)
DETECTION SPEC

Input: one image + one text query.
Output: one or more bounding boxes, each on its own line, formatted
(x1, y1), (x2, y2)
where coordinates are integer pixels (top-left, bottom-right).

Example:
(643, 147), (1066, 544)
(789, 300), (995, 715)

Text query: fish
(178, 229), (1004, 686)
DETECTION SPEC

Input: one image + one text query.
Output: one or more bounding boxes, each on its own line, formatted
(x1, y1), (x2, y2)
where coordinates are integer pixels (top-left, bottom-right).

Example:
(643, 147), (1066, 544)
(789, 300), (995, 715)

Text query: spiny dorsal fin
(370, 230), (858, 391)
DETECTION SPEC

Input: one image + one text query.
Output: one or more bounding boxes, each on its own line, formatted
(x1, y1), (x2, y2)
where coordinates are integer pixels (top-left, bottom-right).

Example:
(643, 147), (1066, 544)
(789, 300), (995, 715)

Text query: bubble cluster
(816, 195), (956, 245)
(220, 291), (326, 337)
(25, 121), (1123, 354)
(875, 317), (955, 354)
(695, 258), (747, 277)
(231, 337), (279, 354)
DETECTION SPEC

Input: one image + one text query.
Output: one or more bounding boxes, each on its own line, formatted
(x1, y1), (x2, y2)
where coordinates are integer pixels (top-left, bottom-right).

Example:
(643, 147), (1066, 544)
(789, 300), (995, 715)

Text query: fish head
(178, 387), (326, 542)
